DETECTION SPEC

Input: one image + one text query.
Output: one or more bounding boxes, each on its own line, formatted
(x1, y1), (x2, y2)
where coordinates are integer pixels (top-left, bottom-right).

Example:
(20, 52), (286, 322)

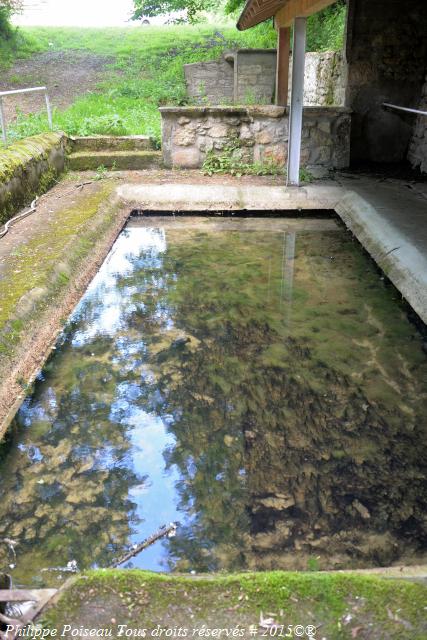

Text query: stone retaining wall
(184, 50), (345, 106)
(0, 132), (68, 225)
(408, 75), (427, 174)
(160, 106), (351, 173)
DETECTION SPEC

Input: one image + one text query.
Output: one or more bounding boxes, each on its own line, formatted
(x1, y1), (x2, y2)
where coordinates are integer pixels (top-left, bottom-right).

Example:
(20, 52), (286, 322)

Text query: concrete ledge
(336, 191), (427, 324)
(119, 182), (427, 325)
(67, 150), (163, 171)
(117, 183), (343, 211)
(69, 135), (154, 152)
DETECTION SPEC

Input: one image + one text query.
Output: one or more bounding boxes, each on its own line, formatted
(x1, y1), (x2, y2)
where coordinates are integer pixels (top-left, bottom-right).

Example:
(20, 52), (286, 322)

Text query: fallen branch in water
(41, 560), (78, 574)
(111, 522), (178, 568)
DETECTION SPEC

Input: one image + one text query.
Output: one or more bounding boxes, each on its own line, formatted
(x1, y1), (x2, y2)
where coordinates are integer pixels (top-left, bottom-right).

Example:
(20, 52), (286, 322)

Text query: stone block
(318, 120), (332, 134)
(209, 123), (229, 138)
(171, 146), (200, 168)
(262, 143), (287, 165)
(173, 127), (197, 146)
(255, 129), (274, 144)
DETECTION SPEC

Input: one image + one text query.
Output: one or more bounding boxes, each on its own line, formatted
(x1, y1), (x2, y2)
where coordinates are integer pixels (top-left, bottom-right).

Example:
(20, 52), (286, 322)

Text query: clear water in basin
(1, 216), (426, 586)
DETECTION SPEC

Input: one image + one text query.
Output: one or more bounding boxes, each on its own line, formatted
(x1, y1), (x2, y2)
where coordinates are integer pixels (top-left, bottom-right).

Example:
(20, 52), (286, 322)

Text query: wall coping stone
(160, 106), (352, 117)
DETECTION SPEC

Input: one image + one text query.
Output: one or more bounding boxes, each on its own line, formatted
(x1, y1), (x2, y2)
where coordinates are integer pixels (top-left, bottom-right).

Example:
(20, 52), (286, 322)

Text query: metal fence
(0, 86), (53, 145)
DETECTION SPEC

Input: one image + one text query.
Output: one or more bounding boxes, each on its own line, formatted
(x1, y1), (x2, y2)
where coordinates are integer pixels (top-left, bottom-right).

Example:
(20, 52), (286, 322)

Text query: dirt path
(0, 50), (115, 122)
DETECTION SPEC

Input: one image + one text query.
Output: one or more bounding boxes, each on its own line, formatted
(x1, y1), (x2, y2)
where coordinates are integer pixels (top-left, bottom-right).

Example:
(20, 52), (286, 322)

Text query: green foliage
(132, 0), (215, 23)
(306, 0), (346, 52)
(202, 138), (284, 176)
(201, 136), (313, 180)
(307, 556), (321, 571)
(0, 1), (42, 69)
(94, 164), (109, 180)
(131, 0), (346, 52)
(4, 25), (277, 146)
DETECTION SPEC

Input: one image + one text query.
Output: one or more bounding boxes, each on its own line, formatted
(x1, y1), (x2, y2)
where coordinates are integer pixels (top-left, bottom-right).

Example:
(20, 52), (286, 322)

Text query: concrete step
(67, 150), (163, 171)
(70, 135), (154, 152)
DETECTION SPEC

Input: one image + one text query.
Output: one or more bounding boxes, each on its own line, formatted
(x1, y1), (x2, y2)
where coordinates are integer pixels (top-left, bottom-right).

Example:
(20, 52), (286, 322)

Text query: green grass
(0, 26), (43, 70)
(1, 5), (346, 146)
(2, 24), (277, 146)
(40, 570), (427, 640)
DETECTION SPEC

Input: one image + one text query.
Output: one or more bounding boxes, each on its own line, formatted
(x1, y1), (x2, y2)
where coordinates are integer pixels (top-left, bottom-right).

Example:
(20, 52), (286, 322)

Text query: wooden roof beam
(237, 0), (337, 31)
(275, 0), (336, 27)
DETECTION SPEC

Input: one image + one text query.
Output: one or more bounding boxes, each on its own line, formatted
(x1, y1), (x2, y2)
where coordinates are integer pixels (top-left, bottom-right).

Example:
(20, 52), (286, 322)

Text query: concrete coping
(159, 105), (352, 117)
(234, 48), (277, 54)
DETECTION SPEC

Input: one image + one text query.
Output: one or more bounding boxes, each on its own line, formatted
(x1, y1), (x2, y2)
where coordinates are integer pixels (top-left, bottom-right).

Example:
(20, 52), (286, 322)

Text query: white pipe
(287, 17), (307, 187)
(44, 92), (53, 129)
(0, 86), (53, 144)
(383, 102), (427, 117)
(0, 198), (38, 240)
(0, 86), (47, 97)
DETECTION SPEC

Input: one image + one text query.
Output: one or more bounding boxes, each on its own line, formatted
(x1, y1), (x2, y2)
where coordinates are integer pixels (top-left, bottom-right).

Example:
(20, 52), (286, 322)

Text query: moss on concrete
(0, 181), (117, 357)
(0, 132), (67, 225)
(41, 570), (427, 640)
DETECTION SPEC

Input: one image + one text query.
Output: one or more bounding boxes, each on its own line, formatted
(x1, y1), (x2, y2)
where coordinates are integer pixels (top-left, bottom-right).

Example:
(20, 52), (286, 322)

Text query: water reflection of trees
(0, 332), (145, 585)
(1, 224), (427, 581)
(134, 229), (427, 570)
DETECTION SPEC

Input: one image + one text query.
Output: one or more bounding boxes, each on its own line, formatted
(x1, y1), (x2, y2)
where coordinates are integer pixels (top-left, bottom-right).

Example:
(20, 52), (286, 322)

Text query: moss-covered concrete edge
(0, 185), (132, 440)
(40, 570), (427, 640)
(0, 132), (70, 226)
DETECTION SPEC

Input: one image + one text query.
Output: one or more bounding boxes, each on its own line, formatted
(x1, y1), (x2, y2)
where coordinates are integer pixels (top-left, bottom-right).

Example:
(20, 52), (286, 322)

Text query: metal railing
(382, 102), (427, 117)
(0, 86), (53, 145)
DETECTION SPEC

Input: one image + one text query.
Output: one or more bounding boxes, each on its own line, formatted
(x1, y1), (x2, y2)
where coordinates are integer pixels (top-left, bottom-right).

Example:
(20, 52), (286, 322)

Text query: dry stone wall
(160, 106), (351, 173)
(184, 50), (345, 107)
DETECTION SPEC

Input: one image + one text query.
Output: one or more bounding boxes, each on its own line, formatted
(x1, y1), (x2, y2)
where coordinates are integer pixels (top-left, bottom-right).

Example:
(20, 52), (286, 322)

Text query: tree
(132, 0), (230, 23)
(0, 1), (22, 39)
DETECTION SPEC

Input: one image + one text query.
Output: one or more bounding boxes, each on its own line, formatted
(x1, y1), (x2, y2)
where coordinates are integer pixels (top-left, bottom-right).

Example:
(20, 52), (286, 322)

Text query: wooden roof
(237, 0), (336, 31)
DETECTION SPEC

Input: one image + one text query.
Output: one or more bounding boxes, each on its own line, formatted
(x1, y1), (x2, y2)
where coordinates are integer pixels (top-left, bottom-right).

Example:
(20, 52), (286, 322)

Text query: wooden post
(275, 27), (290, 106)
(287, 17), (307, 187)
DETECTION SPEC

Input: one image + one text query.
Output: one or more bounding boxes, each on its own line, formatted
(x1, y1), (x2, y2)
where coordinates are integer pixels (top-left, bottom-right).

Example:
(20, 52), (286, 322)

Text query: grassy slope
(1, 5), (345, 146)
(42, 570), (427, 640)
(3, 24), (277, 146)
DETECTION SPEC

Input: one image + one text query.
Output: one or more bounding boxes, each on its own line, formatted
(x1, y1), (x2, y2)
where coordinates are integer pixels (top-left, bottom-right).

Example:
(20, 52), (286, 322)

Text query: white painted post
(44, 91), (53, 129)
(287, 17), (307, 187)
(0, 97), (6, 145)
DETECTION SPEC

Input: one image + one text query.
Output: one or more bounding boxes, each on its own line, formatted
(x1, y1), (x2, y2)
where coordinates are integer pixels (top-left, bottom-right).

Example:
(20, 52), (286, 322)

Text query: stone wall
(0, 132), (68, 225)
(408, 76), (427, 173)
(345, 0), (427, 164)
(302, 51), (345, 107)
(160, 106), (351, 173)
(235, 50), (277, 103)
(185, 50), (345, 107)
(184, 58), (234, 105)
